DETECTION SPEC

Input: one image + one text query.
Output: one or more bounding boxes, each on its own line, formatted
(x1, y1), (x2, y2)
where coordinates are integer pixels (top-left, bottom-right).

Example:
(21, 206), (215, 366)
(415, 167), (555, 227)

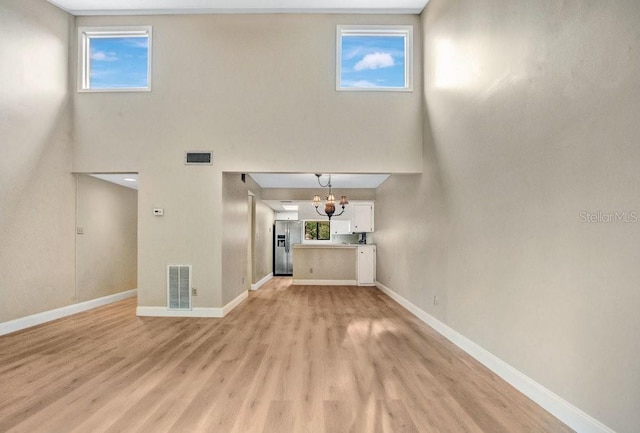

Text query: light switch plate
(153, 208), (164, 216)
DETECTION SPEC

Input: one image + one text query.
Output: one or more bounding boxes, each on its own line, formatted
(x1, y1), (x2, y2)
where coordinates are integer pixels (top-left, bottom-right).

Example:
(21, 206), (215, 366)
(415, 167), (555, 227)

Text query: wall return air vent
(167, 265), (192, 310)
(185, 151), (213, 165)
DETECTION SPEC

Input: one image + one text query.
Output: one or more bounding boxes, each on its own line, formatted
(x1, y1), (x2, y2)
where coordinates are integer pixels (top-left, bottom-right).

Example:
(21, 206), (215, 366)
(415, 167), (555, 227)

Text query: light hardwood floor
(0, 278), (574, 433)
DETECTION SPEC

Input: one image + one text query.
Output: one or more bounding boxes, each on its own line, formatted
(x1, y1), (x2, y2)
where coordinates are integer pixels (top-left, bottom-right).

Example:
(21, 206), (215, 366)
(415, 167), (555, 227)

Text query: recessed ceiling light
(124, 178), (136, 182)
(282, 205), (298, 211)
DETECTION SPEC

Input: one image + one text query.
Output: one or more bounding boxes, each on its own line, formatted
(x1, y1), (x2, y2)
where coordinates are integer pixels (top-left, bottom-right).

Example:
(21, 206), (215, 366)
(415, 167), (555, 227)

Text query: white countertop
(293, 243), (374, 249)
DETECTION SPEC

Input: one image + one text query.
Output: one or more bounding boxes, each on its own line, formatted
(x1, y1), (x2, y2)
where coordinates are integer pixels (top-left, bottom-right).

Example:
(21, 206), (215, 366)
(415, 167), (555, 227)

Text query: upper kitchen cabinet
(352, 203), (374, 232)
(330, 219), (351, 235)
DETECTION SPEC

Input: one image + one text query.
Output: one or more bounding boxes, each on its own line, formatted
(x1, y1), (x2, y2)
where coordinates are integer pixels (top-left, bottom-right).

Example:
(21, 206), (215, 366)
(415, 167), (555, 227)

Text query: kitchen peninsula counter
(293, 244), (359, 249)
(292, 244), (375, 286)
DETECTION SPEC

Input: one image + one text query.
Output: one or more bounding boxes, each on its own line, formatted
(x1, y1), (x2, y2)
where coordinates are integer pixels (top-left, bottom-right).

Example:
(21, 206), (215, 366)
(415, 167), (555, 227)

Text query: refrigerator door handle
(285, 226), (290, 253)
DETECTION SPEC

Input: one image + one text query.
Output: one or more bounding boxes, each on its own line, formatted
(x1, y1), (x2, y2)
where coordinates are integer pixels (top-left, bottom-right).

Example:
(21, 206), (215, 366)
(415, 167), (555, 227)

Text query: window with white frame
(336, 25), (413, 91)
(78, 26), (152, 92)
(304, 221), (331, 241)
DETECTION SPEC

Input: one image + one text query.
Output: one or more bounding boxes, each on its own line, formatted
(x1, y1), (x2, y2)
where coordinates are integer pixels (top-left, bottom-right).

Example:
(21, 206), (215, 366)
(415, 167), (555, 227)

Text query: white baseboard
(292, 279), (357, 286)
(136, 306), (223, 317)
(0, 289), (138, 336)
(375, 282), (616, 433)
(251, 273), (273, 291)
(136, 290), (249, 318)
(222, 290), (249, 316)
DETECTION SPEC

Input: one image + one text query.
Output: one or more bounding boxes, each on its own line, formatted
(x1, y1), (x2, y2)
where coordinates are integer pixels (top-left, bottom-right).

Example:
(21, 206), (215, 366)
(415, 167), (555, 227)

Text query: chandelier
(312, 174), (348, 220)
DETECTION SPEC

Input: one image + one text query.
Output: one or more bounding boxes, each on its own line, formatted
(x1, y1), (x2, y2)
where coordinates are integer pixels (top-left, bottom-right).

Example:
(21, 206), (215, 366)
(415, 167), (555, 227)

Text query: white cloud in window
(91, 51), (118, 62)
(353, 52), (395, 71)
(343, 80), (380, 88)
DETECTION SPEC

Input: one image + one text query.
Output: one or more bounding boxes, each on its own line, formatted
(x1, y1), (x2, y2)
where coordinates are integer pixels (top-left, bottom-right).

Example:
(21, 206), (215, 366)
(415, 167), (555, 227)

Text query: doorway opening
(75, 173), (138, 302)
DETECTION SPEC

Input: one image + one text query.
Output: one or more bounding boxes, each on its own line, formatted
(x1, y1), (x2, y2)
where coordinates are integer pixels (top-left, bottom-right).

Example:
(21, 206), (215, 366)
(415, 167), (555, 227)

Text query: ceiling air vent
(185, 151), (213, 165)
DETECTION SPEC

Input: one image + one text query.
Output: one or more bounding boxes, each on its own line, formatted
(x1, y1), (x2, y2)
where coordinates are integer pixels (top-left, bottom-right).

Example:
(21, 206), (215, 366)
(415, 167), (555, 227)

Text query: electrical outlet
(309, 267), (313, 274)
(433, 295), (439, 306)
(192, 288), (198, 296)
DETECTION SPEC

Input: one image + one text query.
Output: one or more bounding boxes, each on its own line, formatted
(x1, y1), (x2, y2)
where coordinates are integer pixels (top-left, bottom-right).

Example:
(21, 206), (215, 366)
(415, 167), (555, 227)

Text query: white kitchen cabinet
(352, 203), (374, 232)
(357, 245), (376, 286)
(330, 219), (351, 235)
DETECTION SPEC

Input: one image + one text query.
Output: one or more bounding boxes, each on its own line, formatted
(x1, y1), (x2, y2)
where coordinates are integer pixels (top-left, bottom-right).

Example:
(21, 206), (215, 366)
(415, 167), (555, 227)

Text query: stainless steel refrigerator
(274, 220), (302, 276)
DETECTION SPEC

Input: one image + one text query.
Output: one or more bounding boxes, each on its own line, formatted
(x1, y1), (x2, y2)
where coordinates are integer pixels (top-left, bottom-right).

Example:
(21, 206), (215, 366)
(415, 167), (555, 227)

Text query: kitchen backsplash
(332, 233), (372, 244)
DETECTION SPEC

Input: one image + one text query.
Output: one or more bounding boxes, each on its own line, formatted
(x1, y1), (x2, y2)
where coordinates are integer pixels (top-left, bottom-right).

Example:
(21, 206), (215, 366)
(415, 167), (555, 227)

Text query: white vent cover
(167, 265), (192, 310)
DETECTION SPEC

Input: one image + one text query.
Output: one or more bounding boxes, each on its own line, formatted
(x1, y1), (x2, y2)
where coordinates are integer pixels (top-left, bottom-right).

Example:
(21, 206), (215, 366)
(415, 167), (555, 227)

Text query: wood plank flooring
(0, 278), (574, 433)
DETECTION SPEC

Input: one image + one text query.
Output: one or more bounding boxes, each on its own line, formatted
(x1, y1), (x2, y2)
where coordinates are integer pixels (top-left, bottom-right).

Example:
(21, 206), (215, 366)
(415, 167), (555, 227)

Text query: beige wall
(222, 173), (250, 304)
(0, 0), (75, 322)
(252, 199), (275, 284)
(244, 175), (275, 285)
(72, 15), (422, 174)
(71, 13), (422, 309)
(136, 165), (221, 308)
(76, 176), (138, 302)
(376, 172), (448, 320)
(376, 1), (640, 432)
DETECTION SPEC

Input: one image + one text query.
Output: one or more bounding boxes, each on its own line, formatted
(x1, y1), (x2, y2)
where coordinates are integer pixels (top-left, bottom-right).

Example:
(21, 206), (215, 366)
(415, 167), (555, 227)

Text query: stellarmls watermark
(579, 211), (638, 223)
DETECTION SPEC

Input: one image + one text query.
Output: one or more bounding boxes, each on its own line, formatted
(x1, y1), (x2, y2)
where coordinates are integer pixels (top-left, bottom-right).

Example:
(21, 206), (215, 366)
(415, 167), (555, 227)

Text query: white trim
(292, 279), (357, 286)
(0, 289), (138, 336)
(222, 290), (249, 316)
(136, 306), (223, 317)
(251, 273), (273, 291)
(78, 26), (152, 93)
(375, 282), (616, 433)
(64, 8), (424, 16)
(136, 290), (249, 318)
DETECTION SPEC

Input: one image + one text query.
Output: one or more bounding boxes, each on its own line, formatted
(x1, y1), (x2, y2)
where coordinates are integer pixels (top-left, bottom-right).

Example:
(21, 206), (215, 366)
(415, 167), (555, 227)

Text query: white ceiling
(46, 0), (428, 15)
(87, 173), (384, 191)
(249, 173), (389, 189)
(90, 173), (139, 190)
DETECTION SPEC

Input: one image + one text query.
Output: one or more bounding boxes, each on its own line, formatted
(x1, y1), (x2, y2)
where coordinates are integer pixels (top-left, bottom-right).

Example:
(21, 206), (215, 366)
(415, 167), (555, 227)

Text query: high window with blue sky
(78, 26), (152, 92)
(337, 25), (413, 91)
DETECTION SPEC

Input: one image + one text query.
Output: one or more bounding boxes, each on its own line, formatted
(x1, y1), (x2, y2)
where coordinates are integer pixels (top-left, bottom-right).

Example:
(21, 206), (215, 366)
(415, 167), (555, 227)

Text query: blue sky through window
(340, 34), (407, 89)
(89, 36), (149, 89)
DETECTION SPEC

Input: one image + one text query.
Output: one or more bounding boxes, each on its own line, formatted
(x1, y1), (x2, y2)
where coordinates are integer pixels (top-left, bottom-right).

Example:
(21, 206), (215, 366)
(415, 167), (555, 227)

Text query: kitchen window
(78, 26), (152, 92)
(304, 221), (331, 241)
(336, 25), (413, 91)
